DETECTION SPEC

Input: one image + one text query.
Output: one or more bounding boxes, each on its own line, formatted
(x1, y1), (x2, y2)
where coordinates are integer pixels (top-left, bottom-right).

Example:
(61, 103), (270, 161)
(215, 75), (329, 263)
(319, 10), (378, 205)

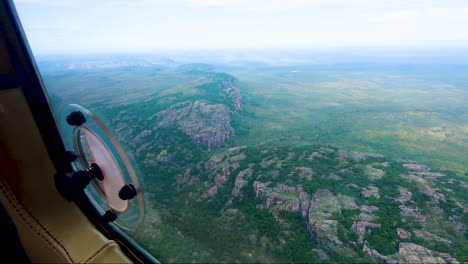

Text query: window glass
(14, 0), (468, 263)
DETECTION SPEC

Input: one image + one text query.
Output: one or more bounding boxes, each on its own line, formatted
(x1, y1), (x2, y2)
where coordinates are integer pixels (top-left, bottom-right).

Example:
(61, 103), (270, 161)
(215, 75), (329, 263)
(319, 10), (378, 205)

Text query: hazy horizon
(13, 0), (468, 55)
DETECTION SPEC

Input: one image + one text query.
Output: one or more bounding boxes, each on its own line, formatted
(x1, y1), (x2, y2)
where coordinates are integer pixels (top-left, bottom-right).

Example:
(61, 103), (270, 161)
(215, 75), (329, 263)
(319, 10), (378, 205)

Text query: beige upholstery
(0, 88), (132, 263)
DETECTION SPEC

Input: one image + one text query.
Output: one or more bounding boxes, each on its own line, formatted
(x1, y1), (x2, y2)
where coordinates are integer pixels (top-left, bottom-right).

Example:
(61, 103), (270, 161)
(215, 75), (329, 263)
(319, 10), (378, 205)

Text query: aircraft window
(13, 0), (468, 263)
(65, 104), (145, 230)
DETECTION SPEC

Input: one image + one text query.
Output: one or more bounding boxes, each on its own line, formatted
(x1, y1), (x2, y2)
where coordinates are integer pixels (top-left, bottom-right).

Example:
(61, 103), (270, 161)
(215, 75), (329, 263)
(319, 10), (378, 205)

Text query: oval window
(64, 104), (144, 231)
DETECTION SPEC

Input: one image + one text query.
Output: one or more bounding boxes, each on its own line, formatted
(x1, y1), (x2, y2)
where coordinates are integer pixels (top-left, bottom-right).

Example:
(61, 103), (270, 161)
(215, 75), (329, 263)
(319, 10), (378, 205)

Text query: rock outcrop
(218, 74), (242, 111)
(307, 189), (342, 245)
(337, 194), (359, 209)
(397, 228), (412, 239)
(295, 167), (314, 180)
(399, 205), (426, 222)
(398, 243), (447, 263)
(204, 148), (247, 196)
(352, 210), (381, 238)
(253, 182), (304, 212)
(252, 184), (343, 245)
(413, 230), (452, 244)
(232, 168), (254, 196)
(395, 186), (413, 204)
(362, 186), (380, 198)
(365, 164), (386, 180)
(338, 150), (384, 164)
(155, 100), (235, 148)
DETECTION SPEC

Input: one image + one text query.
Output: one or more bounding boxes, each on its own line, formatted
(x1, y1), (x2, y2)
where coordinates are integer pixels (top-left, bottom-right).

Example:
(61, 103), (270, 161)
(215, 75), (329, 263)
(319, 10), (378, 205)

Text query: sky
(13, 0), (468, 54)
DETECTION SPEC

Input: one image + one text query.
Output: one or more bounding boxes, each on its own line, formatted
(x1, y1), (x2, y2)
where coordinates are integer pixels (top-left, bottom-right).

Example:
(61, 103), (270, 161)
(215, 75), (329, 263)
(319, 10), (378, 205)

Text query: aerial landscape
(38, 50), (467, 263)
(11, 0), (468, 262)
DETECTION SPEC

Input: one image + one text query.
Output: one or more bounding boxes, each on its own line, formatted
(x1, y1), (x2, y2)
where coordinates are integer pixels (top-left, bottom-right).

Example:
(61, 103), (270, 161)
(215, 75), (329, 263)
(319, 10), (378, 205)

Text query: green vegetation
(41, 58), (467, 263)
(224, 66), (468, 177)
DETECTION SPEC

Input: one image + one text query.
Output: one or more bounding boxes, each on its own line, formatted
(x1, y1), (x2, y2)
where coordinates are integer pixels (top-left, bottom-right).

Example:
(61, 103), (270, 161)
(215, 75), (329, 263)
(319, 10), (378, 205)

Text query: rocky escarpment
(154, 100), (235, 148)
(202, 146), (248, 196)
(253, 183), (343, 245)
(218, 74), (242, 111)
(153, 71), (242, 148)
(363, 242), (460, 264)
(111, 65), (242, 150)
(176, 145), (466, 263)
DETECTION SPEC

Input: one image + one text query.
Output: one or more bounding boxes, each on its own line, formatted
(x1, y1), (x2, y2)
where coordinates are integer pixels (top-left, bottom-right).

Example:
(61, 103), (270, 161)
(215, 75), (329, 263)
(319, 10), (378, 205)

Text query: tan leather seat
(0, 88), (132, 263)
(0, 7), (132, 261)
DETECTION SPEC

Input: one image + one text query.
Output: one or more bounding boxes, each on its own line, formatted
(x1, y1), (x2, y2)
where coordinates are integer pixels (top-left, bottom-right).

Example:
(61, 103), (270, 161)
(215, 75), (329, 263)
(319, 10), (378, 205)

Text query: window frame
(1, 1), (158, 263)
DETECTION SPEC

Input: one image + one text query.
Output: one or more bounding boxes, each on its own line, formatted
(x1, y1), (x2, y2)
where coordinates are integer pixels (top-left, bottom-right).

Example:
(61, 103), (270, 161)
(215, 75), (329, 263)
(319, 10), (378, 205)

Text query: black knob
(119, 184), (137, 200)
(102, 210), (117, 223)
(71, 163), (103, 189)
(66, 111), (86, 126)
(87, 163), (103, 181)
(55, 164), (104, 202)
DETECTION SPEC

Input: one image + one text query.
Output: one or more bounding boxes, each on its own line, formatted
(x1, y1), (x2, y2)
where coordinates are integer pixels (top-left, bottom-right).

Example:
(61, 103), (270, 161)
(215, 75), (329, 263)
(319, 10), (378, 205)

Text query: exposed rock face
(365, 164), (386, 180)
(352, 205), (381, 244)
(395, 186), (413, 204)
(337, 194), (359, 209)
(298, 190), (311, 217)
(397, 228), (412, 239)
(338, 150), (384, 164)
(218, 75), (242, 111)
(438, 253), (460, 264)
(364, 242), (460, 264)
(227, 146), (247, 153)
(352, 211), (381, 236)
(398, 243), (446, 263)
(399, 205), (426, 222)
(401, 173), (444, 200)
(207, 185), (219, 196)
(253, 182), (303, 212)
(307, 189), (342, 245)
(205, 148), (246, 172)
(318, 147), (335, 154)
(358, 213), (377, 222)
(413, 230), (452, 244)
(142, 72), (242, 149)
(207, 174), (228, 196)
(403, 163), (430, 172)
(253, 181), (269, 199)
(361, 205), (379, 213)
(363, 244), (390, 261)
(307, 151), (324, 161)
(205, 148), (247, 196)
(156, 100), (234, 148)
(253, 185), (343, 245)
(295, 167), (314, 180)
(260, 157), (279, 168)
(232, 168), (254, 196)
(362, 186), (380, 198)
(352, 221), (381, 236)
(214, 174), (228, 187)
